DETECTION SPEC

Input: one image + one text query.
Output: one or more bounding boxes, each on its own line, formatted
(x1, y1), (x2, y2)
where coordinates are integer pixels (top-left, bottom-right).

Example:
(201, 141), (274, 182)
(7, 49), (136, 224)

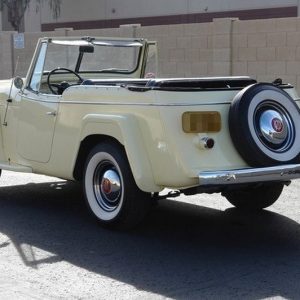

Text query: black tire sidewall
(229, 83), (300, 166)
(224, 183), (284, 210)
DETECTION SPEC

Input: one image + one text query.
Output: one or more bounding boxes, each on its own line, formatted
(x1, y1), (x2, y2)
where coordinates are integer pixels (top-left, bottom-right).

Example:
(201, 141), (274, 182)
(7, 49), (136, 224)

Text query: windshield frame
(47, 37), (145, 75)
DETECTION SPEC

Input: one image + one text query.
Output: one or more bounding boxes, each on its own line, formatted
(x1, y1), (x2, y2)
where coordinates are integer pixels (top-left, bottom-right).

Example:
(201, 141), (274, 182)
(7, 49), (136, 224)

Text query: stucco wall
(19, 0), (300, 32)
(37, 0), (299, 23)
(2, 17), (300, 93)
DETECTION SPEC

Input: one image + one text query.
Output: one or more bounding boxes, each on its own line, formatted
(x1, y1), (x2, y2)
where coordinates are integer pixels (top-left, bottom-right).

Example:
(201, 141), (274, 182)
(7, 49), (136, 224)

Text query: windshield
(44, 39), (143, 74)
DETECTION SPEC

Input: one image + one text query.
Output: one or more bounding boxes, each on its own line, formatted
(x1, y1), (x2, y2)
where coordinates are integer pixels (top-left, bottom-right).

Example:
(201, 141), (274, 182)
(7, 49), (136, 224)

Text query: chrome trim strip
(20, 95), (230, 106)
(199, 164), (300, 186)
(20, 94), (231, 106)
(59, 101), (230, 106)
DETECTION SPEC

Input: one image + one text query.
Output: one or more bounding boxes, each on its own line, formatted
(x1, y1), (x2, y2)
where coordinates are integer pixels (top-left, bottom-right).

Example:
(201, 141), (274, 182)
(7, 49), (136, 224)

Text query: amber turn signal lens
(182, 111), (221, 133)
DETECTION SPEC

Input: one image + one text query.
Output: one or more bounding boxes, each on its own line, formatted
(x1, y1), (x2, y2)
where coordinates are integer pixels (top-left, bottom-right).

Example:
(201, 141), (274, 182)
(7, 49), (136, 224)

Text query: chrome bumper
(199, 164), (300, 186)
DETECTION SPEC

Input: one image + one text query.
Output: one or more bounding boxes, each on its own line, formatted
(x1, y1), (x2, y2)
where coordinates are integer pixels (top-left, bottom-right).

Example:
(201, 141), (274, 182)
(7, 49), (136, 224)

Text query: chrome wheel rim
(93, 161), (122, 212)
(254, 101), (295, 153)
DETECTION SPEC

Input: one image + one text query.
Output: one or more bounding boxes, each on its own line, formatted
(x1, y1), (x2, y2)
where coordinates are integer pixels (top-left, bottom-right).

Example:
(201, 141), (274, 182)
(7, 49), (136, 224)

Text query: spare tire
(229, 83), (300, 166)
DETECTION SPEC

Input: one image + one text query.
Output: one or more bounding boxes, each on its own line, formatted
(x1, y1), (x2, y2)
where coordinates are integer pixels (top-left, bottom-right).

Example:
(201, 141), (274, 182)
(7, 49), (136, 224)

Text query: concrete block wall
(0, 32), (14, 79)
(232, 17), (300, 88)
(2, 17), (300, 92)
(13, 31), (66, 78)
(136, 23), (213, 77)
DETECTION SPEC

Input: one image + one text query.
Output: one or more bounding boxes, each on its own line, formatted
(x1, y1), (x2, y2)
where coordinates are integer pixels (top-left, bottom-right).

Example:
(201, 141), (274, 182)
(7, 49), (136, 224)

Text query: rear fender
(80, 114), (161, 192)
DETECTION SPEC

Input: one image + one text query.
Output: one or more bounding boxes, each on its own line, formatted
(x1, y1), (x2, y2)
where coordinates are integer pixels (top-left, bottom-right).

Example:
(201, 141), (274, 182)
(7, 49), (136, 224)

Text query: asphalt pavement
(0, 170), (299, 299)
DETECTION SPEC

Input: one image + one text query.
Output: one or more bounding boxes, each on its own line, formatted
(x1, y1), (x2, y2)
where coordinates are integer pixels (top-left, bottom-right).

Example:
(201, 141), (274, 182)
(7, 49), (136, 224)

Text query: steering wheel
(47, 67), (84, 95)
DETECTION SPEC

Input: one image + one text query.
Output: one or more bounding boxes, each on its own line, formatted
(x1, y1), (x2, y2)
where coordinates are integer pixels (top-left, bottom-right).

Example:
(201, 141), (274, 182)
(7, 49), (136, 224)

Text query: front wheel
(83, 142), (151, 229)
(223, 183), (284, 211)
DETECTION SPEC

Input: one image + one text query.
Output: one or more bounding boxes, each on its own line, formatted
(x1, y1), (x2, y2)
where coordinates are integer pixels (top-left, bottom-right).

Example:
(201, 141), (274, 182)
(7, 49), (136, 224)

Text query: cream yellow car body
(0, 37), (299, 196)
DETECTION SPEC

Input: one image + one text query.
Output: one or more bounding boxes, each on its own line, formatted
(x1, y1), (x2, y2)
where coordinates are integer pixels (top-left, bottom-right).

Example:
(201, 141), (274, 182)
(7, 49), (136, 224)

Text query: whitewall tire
(83, 142), (151, 229)
(229, 83), (300, 166)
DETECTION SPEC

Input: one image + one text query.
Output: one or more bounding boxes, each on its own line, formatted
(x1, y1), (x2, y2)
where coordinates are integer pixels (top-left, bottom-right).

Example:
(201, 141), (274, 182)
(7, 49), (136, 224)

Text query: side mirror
(13, 76), (24, 89)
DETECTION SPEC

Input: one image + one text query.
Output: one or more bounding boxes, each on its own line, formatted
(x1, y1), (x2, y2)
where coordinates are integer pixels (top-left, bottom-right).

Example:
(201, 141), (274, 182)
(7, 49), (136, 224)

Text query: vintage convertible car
(0, 36), (300, 229)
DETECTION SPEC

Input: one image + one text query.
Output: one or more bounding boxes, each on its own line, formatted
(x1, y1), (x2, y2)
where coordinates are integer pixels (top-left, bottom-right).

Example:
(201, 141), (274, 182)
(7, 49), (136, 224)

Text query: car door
(17, 42), (59, 163)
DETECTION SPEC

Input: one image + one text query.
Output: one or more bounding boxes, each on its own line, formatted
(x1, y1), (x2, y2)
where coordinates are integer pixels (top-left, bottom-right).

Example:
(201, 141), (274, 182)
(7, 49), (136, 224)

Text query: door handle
(46, 111), (57, 116)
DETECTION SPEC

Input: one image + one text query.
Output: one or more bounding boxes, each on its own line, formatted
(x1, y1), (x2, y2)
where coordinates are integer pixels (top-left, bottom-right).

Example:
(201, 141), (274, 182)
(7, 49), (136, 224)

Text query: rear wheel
(223, 183), (284, 211)
(83, 142), (151, 229)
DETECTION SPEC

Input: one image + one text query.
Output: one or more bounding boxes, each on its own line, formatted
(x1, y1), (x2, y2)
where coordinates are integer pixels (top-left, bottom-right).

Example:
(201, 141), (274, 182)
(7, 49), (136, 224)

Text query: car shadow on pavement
(0, 181), (299, 299)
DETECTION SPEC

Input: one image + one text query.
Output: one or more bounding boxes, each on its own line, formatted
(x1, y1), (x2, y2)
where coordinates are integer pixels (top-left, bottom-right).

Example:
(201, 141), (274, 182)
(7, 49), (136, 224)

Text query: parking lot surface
(0, 171), (299, 299)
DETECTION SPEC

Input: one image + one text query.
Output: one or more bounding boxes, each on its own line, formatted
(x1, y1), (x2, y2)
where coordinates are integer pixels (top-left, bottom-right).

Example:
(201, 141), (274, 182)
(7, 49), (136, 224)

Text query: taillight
(182, 112), (221, 133)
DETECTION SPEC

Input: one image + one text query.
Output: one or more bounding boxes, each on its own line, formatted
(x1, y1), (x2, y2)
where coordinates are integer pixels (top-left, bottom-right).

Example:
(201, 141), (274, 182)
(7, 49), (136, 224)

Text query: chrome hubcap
(93, 161), (122, 212)
(254, 101), (295, 152)
(259, 110), (287, 144)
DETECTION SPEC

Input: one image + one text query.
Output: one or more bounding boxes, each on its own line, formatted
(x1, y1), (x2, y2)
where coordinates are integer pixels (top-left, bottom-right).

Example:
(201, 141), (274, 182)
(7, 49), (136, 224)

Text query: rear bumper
(199, 164), (300, 186)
